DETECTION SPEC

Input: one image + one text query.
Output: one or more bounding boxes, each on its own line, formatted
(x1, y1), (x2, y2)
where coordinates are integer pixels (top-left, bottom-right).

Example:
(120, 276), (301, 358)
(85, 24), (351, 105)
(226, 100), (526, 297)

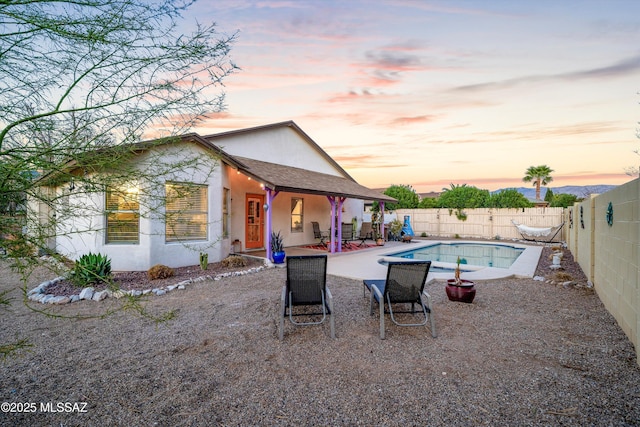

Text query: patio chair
(311, 221), (329, 247)
(341, 223), (354, 248)
(357, 222), (373, 246)
(363, 261), (436, 339)
(279, 255), (335, 340)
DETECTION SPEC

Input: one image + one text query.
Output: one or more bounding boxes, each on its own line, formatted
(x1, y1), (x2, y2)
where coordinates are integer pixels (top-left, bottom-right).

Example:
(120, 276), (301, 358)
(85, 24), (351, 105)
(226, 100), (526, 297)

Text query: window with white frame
(105, 187), (140, 244)
(222, 187), (230, 238)
(165, 182), (208, 242)
(291, 197), (303, 232)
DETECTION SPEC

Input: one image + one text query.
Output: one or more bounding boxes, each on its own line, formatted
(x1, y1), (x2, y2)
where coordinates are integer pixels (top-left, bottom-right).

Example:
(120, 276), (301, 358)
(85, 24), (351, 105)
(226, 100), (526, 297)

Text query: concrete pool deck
(246, 239), (543, 283)
(324, 240), (543, 283)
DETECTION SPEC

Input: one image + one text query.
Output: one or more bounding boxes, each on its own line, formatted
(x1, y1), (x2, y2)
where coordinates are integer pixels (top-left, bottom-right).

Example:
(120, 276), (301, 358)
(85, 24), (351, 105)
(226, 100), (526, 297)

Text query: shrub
(147, 264), (174, 280)
(221, 255), (247, 268)
(71, 252), (112, 287)
(420, 232), (427, 238)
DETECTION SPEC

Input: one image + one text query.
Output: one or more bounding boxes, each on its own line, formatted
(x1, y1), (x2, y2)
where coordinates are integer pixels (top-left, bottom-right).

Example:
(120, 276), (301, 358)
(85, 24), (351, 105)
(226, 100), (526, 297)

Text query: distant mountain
(494, 185), (617, 200)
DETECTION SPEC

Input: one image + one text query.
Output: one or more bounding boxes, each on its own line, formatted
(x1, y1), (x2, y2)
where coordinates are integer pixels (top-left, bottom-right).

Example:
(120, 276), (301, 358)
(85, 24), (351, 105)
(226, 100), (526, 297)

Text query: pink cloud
(389, 115), (438, 126)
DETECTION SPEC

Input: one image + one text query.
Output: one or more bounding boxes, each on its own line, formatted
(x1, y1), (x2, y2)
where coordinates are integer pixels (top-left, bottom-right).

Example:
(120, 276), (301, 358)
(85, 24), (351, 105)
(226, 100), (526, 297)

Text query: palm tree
(523, 165), (554, 201)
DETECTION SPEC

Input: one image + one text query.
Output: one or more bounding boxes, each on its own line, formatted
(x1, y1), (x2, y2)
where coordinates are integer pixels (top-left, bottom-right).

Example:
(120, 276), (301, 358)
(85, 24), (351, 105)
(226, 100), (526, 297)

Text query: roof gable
(203, 121), (355, 182)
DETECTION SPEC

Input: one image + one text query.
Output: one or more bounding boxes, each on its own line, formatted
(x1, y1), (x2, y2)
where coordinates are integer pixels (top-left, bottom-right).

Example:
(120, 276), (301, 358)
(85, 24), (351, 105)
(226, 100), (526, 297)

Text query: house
(34, 121), (395, 271)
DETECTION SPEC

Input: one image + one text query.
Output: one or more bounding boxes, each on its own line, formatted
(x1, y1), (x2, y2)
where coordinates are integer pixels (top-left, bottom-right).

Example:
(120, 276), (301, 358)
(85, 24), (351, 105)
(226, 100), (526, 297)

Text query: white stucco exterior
(41, 122), (368, 271)
(210, 125), (344, 176)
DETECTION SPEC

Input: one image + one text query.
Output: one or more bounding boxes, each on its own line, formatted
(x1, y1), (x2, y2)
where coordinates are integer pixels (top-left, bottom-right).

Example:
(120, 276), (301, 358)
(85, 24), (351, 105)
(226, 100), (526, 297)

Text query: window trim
(105, 187), (140, 244)
(222, 187), (230, 238)
(165, 182), (208, 243)
(291, 197), (304, 233)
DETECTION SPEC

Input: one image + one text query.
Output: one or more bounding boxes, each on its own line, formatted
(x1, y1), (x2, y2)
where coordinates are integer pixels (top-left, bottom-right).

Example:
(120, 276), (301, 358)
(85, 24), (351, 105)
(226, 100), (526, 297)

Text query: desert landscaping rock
(78, 287), (94, 301)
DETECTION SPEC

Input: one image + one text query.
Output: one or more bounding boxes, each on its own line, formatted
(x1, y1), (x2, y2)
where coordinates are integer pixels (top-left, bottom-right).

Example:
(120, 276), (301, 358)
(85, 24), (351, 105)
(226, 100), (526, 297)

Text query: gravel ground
(1, 245), (639, 426)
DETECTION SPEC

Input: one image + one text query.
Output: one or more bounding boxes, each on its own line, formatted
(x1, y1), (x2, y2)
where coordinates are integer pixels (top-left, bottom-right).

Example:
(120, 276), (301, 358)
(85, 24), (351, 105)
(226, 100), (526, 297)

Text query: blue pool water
(388, 243), (525, 269)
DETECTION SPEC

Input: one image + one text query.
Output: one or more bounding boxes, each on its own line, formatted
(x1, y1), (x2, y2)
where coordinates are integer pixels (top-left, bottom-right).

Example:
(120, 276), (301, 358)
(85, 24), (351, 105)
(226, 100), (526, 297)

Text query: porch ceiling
(234, 156), (397, 202)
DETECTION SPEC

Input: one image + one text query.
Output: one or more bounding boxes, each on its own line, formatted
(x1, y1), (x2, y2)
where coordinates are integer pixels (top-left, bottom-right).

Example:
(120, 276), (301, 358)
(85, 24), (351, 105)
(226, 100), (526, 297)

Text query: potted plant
(446, 256), (476, 303)
(371, 212), (385, 245)
(388, 219), (403, 241)
(271, 231), (286, 264)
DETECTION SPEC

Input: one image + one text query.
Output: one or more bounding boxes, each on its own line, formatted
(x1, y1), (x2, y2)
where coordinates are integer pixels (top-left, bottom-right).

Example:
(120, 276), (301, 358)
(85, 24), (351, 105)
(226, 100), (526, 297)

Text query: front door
(245, 194), (264, 249)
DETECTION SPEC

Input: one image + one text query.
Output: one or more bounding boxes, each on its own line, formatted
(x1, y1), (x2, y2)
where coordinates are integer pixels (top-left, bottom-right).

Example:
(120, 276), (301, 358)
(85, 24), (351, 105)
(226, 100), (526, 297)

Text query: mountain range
(495, 185), (617, 200)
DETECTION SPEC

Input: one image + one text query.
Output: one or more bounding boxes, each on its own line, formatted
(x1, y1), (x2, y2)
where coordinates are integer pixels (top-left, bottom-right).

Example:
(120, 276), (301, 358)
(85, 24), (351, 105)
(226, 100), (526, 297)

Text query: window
(291, 197), (303, 232)
(222, 187), (230, 238)
(165, 183), (208, 242)
(106, 187), (140, 244)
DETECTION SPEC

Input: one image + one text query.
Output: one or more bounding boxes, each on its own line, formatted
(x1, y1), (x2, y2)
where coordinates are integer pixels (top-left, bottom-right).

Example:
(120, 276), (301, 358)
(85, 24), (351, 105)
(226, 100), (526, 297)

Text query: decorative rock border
(28, 263), (269, 305)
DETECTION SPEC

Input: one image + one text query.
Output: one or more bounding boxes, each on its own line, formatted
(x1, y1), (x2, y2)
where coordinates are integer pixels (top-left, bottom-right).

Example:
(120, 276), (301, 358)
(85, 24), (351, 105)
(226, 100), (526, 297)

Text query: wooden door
(245, 194), (264, 249)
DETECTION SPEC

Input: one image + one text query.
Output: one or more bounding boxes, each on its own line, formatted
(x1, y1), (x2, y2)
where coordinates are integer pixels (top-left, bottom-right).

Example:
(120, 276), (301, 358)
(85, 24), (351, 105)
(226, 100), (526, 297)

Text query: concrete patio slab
(244, 239), (543, 283)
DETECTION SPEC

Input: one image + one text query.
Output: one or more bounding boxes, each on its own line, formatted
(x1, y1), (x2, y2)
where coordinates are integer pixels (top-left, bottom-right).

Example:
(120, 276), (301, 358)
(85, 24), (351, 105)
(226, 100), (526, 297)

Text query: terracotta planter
(446, 279), (476, 303)
(376, 239), (385, 246)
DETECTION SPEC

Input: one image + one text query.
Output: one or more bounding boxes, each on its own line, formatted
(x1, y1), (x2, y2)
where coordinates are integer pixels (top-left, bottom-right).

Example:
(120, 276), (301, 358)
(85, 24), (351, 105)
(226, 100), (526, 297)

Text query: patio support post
(336, 197), (346, 252)
(380, 201), (385, 242)
(265, 189), (279, 261)
(327, 196), (337, 253)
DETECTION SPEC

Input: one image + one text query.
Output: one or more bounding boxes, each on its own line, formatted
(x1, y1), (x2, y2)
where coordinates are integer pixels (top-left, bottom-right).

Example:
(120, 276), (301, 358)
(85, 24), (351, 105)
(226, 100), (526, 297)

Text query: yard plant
(71, 253), (112, 287)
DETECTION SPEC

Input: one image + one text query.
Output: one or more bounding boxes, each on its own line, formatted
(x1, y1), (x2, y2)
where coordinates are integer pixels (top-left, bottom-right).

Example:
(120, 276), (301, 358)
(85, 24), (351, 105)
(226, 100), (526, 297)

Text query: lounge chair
(311, 221), (329, 247)
(363, 261), (436, 339)
(357, 222), (373, 246)
(279, 255), (335, 340)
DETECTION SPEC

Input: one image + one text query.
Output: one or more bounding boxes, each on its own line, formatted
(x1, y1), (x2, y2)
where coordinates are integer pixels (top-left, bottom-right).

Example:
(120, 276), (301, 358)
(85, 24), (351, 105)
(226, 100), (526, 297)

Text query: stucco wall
(213, 126), (343, 176)
(566, 178), (640, 365)
(54, 143), (227, 271)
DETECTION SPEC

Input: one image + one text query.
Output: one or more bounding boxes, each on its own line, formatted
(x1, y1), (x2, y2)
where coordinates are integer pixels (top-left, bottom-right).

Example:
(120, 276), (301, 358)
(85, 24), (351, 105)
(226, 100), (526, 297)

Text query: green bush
(71, 252), (112, 287)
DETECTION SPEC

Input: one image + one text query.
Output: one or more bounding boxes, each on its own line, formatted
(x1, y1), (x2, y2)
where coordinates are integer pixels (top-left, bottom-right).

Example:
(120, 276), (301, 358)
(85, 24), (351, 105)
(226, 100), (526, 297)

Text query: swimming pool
(387, 242), (525, 269)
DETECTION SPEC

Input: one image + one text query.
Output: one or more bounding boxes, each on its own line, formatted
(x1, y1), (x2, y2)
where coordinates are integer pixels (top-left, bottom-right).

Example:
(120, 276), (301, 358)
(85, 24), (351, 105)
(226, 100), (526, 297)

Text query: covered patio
(233, 156), (396, 261)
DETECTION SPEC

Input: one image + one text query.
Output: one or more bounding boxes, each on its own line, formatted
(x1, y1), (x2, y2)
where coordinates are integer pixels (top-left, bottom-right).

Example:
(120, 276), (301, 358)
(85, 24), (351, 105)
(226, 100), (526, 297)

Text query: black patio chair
(341, 223), (354, 248)
(279, 255), (335, 340)
(311, 221), (328, 247)
(357, 222), (373, 246)
(363, 261), (436, 339)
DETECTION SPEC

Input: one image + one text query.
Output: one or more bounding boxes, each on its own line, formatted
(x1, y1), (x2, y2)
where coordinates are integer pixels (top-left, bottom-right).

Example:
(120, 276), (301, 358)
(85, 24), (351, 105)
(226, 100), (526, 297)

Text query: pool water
(388, 243), (524, 269)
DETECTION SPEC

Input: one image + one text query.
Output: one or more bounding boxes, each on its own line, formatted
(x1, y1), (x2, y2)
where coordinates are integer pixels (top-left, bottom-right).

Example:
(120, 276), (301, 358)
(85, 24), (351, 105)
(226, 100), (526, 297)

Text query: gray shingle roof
(234, 156), (396, 202)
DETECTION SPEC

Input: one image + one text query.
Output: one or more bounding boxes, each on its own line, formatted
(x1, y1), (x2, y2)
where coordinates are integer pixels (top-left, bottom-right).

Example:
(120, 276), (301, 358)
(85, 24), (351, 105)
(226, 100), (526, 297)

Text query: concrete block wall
(396, 207), (565, 242)
(567, 178), (640, 365)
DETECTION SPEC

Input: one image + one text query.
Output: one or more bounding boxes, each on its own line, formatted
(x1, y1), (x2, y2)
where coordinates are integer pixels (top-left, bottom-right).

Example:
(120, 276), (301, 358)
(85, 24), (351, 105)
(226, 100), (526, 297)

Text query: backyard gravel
(1, 244), (639, 426)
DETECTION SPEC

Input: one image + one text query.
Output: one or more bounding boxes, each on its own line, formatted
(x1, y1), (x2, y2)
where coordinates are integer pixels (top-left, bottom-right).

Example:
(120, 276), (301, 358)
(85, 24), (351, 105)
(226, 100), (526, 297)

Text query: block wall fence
(394, 207), (566, 242)
(565, 178), (640, 366)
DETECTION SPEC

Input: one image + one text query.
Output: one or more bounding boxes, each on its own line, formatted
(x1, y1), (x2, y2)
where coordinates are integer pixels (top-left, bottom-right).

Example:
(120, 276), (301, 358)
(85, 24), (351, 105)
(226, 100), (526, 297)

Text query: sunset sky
(185, 0), (639, 192)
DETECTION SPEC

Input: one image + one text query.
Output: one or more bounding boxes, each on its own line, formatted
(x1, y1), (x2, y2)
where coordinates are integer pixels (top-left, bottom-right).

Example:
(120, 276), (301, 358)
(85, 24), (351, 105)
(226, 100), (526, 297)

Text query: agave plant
(71, 252), (112, 287)
(270, 231), (284, 253)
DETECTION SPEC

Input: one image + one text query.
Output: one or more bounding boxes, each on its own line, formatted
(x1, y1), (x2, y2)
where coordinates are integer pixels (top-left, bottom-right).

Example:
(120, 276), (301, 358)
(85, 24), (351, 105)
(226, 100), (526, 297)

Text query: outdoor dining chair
(363, 261), (436, 339)
(357, 222), (373, 246)
(279, 255), (335, 340)
(311, 221), (328, 247)
(341, 223), (354, 248)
